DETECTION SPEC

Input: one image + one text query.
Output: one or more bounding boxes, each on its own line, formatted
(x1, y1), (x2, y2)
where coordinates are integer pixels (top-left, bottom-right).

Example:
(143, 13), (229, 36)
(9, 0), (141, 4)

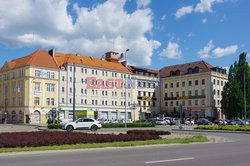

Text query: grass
(0, 135), (208, 153)
(195, 125), (250, 131)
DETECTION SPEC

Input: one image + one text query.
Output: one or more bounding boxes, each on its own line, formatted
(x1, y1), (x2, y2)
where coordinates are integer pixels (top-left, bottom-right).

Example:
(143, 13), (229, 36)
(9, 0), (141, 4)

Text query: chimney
(48, 49), (55, 57)
(105, 51), (119, 62)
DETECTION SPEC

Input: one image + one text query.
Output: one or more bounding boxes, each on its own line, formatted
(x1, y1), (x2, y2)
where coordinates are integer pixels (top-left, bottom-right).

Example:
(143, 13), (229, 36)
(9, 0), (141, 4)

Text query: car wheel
(66, 125), (74, 132)
(90, 125), (98, 131)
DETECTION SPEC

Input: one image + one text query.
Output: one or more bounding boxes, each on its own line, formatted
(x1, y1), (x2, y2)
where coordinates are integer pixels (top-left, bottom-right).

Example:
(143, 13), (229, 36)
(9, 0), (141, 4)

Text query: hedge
(101, 122), (155, 128)
(0, 131), (162, 148)
(195, 125), (250, 131)
(47, 123), (62, 129)
(127, 130), (171, 136)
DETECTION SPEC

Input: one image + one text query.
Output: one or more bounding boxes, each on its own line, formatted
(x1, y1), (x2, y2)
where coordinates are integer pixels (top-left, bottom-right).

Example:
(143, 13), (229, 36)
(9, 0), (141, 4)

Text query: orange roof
(159, 61), (213, 78)
(54, 52), (131, 73)
(0, 50), (58, 72)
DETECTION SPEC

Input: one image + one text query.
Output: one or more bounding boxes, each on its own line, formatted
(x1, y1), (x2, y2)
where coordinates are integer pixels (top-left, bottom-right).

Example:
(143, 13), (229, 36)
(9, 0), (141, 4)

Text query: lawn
(195, 125), (250, 131)
(0, 135), (209, 153)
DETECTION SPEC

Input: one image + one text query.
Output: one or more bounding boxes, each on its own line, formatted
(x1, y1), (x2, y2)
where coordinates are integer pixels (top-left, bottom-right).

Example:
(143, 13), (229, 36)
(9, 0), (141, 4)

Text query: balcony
(164, 95), (206, 100)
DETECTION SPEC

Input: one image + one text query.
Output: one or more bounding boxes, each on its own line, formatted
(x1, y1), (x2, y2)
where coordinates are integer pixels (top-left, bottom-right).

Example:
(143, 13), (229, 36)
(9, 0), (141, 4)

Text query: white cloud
(0, 0), (160, 66)
(187, 32), (195, 37)
(137, 0), (151, 8)
(202, 18), (207, 23)
(175, 6), (193, 18)
(160, 42), (182, 59)
(175, 0), (223, 18)
(194, 0), (223, 13)
(161, 15), (166, 21)
(246, 53), (250, 58)
(212, 45), (238, 58)
(198, 40), (214, 59)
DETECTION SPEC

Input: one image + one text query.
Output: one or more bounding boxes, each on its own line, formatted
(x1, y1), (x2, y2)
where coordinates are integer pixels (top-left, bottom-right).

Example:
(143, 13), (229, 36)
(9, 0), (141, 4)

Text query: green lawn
(195, 125), (250, 131)
(0, 135), (208, 153)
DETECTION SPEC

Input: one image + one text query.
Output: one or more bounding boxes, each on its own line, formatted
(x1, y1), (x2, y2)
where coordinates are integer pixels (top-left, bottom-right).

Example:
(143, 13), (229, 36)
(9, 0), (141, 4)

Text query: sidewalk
(0, 124), (39, 133)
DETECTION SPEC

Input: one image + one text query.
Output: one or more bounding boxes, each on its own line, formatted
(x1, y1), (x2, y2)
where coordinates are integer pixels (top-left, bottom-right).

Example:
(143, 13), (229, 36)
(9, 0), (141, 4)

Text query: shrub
(127, 130), (171, 136)
(0, 131), (160, 148)
(47, 123), (62, 129)
(102, 122), (155, 128)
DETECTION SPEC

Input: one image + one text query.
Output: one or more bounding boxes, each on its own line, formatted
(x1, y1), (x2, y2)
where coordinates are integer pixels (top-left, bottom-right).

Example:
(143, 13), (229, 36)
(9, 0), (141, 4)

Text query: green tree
(221, 52), (250, 119)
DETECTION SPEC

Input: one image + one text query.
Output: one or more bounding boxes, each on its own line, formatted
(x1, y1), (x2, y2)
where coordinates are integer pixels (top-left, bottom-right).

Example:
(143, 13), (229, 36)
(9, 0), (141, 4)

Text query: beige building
(0, 50), (59, 124)
(52, 50), (134, 122)
(159, 61), (228, 120)
(129, 66), (160, 121)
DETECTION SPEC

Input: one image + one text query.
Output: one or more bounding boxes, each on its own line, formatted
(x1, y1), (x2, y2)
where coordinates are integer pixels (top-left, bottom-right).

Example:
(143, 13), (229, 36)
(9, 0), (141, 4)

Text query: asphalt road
(0, 132), (250, 166)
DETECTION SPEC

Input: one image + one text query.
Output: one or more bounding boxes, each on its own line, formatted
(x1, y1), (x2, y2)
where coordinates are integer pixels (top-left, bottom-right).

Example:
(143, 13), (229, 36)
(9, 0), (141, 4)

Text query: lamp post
(124, 49), (130, 128)
(179, 104), (183, 130)
(73, 63), (76, 122)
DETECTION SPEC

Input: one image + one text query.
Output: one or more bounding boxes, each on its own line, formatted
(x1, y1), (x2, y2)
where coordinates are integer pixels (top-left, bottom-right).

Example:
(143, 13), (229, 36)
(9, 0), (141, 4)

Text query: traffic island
(0, 130), (209, 153)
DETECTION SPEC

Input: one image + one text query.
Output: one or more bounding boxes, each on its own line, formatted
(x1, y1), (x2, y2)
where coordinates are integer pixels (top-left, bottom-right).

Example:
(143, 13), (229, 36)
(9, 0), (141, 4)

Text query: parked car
(185, 118), (195, 125)
(155, 119), (167, 125)
(234, 119), (245, 125)
(196, 118), (212, 125)
(63, 118), (102, 131)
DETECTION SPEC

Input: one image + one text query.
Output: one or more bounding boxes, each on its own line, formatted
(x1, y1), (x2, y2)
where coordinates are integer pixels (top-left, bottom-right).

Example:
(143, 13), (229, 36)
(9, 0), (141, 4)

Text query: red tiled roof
(159, 61), (213, 78)
(54, 52), (131, 73)
(0, 50), (58, 72)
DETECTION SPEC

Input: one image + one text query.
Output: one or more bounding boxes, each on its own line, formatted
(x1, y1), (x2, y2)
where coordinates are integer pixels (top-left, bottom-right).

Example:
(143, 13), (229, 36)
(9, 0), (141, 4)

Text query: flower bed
(0, 130), (169, 148)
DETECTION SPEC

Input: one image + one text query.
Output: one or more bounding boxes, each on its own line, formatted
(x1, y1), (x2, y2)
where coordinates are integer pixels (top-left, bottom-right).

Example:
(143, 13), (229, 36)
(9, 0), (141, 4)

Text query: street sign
(52, 108), (57, 117)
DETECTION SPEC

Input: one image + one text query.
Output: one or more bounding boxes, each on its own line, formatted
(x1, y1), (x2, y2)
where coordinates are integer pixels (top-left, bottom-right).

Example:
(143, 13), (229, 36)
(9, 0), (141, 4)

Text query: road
(1, 132), (250, 166)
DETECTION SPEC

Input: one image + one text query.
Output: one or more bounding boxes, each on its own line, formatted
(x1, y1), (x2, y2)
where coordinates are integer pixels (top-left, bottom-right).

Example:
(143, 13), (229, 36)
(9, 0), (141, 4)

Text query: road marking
(145, 157), (195, 164)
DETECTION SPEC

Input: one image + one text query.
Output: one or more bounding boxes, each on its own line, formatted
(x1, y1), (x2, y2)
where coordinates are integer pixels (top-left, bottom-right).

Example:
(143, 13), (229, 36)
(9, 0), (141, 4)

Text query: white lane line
(145, 157), (195, 164)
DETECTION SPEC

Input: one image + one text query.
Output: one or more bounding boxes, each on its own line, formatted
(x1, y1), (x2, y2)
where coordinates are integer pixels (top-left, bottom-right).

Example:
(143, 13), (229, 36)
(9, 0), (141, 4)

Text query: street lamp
(124, 49), (130, 128)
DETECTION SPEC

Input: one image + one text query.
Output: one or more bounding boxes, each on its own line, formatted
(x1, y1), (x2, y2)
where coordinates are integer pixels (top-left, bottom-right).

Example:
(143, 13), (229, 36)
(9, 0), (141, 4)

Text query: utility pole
(124, 49), (130, 128)
(244, 71), (247, 120)
(73, 63), (76, 121)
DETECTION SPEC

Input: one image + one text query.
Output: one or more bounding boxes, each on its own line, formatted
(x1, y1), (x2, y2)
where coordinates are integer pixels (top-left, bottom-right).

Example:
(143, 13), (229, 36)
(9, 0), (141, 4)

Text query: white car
(63, 118), (102, 131)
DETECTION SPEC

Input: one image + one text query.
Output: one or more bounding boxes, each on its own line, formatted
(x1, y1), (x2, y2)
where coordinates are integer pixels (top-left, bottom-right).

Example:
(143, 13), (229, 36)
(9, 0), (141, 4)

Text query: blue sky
(0, 0), (249, 70)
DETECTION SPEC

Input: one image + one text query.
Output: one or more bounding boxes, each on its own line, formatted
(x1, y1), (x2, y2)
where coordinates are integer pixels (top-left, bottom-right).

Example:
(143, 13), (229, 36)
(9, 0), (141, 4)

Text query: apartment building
(52, 50), (134, 122)
(129, 66), (160, 121)
(160, 61), (228, 120)
(0, 50), (59, 124)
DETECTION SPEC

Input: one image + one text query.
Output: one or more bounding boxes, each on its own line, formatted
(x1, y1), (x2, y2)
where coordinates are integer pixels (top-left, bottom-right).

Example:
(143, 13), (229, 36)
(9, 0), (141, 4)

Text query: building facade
(159, 61), (228, 120)
(0, 50), (59, 124)
(53, 51), (134, 123)
(129, 66), (160, 121)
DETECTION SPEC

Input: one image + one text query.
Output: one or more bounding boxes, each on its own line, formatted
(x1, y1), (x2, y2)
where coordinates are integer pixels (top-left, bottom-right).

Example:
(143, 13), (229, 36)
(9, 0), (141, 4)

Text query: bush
(0, 131), (160, 148)
(47, 123), (62, 129)
(195, 125), (250, 131)
(127, 130), (171, 136)
(102, 122), (155, 128)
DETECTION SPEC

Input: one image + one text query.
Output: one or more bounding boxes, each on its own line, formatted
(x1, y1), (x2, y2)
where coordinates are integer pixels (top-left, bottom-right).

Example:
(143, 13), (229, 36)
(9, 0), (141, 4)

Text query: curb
(172, 129), (250, 134)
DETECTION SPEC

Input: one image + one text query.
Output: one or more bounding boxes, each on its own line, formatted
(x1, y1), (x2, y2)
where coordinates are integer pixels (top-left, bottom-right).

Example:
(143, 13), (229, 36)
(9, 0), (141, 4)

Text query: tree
(221, 52), (250, 119)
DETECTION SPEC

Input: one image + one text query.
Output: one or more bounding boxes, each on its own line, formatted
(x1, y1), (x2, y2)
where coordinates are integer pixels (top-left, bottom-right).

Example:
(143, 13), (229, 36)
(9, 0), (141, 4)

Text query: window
(148, 83), (151, 88)
(81, 89), (84, 94)
(202, 89), (205, 95)
(195, 80), (198, 85)
(176, 92), (179, 97)
(217, 90), (220, 96)
(138, 81), (141, 87)
(85, 69), (87, 74)
(138, 91), (141, 96)
(202, 100), (205, 105)
(47, 98), (50, 105)
(176, 101), (179, 106)
(165, 102), (168, 106)
(170, 92), (174, 98)
(188, 100), (192, 106)
(188, 81), (192, 86)
(70, 88), (72, 93)
(213, 79), (216, 84)
(176, 82), (179, 87)
(153, 101), (156, 107)
(170, 83), (173, 88)
(62, 98), (65, 103)
(51, 72), (55, 79)
(35, 70), (41, 77)
(182, 81), (185, 87)
(62, 76), (65, 81)
(170, 101), (173, 106)
(34, 97), (40, 105)
(165, 93), (168, 98)
(46, 84), (55, 92)
(70, 77), (72, 82)
(188, 91), (192, 96)
(143, 82), (146, 87)
(195, 90), (198, 96)
(51, 98), (55, 106)
(202, 79), (205, 85)
(221, 81), (224, 86)
(217, 80), (219, 85)
(34, 83), (40, 92)
(182, 91), (185, 96)
(70, 66), (72, 72)
(182, 100), (185, 106)
(195, 100), (198, 105)
(70, 98), (72, 103)
(165, 83), (168, 88)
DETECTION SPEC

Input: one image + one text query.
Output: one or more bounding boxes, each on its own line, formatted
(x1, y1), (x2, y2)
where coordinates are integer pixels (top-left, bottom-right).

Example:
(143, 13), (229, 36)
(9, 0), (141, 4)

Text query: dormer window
(176, 70), (180, 76)
(194, 66), (199, 73)
(187, 68), (193, 74)
(170, 71), (175, 76)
